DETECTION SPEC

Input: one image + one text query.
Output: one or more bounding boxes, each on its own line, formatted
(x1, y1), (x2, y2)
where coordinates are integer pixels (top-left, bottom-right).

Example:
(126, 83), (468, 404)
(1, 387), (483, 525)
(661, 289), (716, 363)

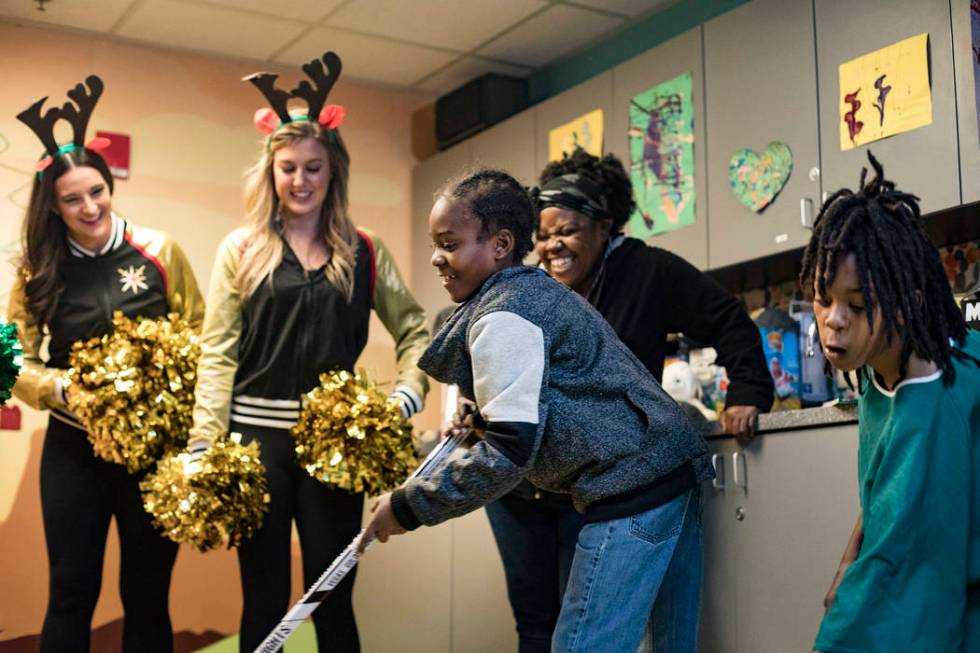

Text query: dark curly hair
(799, 151), (967, 386)
(538, 147), (636, 233)
(437, 168), (536, 262)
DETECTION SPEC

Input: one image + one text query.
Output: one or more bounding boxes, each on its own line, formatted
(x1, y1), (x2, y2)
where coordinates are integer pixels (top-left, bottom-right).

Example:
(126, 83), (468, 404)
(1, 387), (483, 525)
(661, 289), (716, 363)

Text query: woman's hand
(720, 404), (760, 442)
(358, 493), (407, 553)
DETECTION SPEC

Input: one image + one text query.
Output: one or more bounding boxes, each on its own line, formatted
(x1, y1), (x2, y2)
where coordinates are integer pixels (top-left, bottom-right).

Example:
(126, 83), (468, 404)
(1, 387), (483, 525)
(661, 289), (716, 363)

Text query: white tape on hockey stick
(254, 428), (469, 652)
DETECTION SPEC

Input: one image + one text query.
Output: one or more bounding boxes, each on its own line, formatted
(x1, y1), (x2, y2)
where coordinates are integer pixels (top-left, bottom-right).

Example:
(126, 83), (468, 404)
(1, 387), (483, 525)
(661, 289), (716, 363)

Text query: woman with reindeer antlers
(187, 52), (429, 652)
(7, 76), (205, 651)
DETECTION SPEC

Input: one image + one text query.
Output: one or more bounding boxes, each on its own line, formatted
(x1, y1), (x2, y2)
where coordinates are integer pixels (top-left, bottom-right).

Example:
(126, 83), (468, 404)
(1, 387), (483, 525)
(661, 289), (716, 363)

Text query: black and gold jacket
(189, 226), (429, 447)
(7, 215), (205, 425)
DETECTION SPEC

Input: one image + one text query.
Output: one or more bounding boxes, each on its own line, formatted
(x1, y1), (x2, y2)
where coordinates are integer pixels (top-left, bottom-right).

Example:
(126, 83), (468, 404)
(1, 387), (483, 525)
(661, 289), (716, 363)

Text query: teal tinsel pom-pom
(0, 321), (23, 406)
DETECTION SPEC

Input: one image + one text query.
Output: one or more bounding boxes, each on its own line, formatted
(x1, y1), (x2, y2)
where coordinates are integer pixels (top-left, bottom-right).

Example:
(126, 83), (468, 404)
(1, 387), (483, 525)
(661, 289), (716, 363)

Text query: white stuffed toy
(662, 361), (718, 421)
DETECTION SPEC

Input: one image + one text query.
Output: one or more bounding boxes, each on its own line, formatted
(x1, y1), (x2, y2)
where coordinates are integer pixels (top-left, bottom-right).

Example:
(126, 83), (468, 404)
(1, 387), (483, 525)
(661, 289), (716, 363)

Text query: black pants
(234, 421), (364, 653)
(484, 492), (585, 653)
(39, 417), (177, 653)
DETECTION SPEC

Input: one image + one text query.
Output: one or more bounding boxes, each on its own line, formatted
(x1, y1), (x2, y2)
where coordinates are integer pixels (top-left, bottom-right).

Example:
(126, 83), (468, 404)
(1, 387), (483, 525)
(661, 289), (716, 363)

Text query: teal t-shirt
(815, 330), (980, 653)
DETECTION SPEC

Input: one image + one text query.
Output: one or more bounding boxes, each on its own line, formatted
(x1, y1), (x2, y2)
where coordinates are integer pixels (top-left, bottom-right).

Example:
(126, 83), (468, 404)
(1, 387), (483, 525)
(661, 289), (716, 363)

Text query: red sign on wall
(96, 131), (131, 180)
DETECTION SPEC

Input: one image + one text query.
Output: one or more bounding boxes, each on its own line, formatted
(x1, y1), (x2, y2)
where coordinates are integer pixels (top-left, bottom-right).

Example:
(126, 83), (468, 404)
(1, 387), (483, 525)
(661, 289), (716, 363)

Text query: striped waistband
(231, 395), (302, 430)
(50, 407), (85, 431)
(231, 385), (423, 430)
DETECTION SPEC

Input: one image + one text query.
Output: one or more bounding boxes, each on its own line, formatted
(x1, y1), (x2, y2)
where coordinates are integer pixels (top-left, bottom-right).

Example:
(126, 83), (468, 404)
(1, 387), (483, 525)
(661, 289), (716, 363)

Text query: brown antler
(16, 75), (105, 155)
(16, 96), (61, 155)
(61, 75), (104, 146)
(292, 51), (342, 119)
(244, 73), (292, 123)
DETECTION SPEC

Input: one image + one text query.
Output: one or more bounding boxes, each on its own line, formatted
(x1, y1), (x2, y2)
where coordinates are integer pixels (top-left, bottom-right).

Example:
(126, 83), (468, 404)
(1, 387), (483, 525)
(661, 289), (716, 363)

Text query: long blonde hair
(238, 120), (358, 300)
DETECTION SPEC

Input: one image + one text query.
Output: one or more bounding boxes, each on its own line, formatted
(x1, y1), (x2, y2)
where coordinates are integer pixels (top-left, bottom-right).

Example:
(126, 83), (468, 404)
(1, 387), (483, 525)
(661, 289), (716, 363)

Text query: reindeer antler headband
(16, 75), (111, 176)
(245, 51), (345, 142)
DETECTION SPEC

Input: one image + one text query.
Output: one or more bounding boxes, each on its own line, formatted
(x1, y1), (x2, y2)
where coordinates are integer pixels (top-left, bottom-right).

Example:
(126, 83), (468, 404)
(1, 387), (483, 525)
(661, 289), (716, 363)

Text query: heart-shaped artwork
(728, 141), (793, 213)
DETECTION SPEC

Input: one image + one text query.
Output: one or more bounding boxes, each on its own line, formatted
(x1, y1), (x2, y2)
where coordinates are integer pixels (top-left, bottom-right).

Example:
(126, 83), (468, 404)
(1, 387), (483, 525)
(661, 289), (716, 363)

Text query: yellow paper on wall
(548, 109), (603, 161)
(838, 33), (932, 151)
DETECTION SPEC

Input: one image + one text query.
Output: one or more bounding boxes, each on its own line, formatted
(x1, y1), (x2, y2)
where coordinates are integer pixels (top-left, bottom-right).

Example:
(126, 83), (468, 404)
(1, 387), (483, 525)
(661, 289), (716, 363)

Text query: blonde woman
(189, 53), (429, 652)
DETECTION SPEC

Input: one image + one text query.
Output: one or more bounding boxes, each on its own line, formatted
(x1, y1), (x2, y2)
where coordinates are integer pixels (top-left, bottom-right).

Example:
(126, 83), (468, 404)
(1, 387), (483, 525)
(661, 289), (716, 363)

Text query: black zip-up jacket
(189, 227), (429, 444)
(8, 216), (205, 424)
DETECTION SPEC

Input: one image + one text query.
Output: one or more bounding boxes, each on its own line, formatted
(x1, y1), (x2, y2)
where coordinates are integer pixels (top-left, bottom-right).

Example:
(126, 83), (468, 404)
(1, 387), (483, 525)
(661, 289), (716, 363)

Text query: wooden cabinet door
(700, 438), (740, 653)
(815, 0), (960, 212)
(610, 28), (710, 269)
(704, 0), (821, 268)
(733, 425), (859, 653)
(952, 0), (980, 204)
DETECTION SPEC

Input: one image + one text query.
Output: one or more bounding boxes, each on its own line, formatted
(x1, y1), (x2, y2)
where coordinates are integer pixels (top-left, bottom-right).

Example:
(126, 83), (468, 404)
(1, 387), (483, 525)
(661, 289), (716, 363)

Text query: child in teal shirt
(802, 153), (979, 652)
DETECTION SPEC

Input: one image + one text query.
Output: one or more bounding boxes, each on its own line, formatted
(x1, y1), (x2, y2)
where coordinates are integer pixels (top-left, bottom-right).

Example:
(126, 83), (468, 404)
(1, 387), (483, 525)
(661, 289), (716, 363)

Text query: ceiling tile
(478, 4), (624, 67)
(275, 26), (458, 87)
(326, 0), (547, 52)
(569, 0), (681, 18)
(114, 0), (306, 60)
(202, 0), (345, 23)
(415, 57), (531, 95)
(0, 0), (136, 31)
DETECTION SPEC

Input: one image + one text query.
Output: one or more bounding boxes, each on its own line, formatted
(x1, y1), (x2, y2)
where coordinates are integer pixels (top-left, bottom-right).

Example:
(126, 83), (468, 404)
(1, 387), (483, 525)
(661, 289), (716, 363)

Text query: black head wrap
(536, 173), (609, 221)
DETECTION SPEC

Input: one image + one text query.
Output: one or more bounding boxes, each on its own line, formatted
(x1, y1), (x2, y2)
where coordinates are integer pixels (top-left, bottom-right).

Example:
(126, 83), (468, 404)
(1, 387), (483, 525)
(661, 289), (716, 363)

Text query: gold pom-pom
(292, 370), (417, 495)
(67, 311), (200, 472)
(140, 432), (270, 551)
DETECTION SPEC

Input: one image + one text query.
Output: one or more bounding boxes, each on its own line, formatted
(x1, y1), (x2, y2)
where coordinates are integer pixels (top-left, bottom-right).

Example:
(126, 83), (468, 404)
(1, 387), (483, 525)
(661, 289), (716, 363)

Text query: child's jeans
(552, 485), (703, 653)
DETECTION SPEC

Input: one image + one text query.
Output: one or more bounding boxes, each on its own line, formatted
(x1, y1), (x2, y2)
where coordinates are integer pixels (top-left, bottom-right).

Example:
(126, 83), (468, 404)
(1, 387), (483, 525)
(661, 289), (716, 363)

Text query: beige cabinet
(952, 0), (980, 204)
(611, 28), (710, 269)
(704, 0), (821, 268)
(814, 0), (961, 212)
(700, 425), (860, 652)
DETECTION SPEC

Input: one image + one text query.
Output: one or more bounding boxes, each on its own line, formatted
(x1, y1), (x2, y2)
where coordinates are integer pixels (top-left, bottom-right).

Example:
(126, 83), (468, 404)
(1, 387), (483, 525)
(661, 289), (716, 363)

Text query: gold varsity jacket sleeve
(188, 230), (246, 448)
(161, 237), (205, 330)
(6, 271), (64, 411)
(128, 224), (207, 330)
(364, 229), (430, 409)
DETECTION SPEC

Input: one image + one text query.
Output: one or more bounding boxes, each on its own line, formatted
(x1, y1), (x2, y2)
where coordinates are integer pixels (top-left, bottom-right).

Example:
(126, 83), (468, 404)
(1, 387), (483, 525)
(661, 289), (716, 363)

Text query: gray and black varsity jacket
(390, 266), (713, 530)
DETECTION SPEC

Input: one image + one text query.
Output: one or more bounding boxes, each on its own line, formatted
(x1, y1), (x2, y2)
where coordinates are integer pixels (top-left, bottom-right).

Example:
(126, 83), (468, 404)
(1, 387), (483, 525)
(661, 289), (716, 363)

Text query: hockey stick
(254, 427), (470, 652)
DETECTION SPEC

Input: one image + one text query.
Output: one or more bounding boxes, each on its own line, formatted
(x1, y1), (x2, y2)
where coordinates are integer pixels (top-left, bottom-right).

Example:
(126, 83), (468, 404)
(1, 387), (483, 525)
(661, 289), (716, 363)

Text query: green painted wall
(528, 0), (749, 104)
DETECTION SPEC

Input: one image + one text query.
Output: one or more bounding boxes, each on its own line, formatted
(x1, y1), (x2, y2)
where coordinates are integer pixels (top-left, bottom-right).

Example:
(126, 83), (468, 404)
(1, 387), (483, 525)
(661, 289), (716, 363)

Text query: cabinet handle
(806, 320), (819, 358)
(732, 452), (747, 492)
(711, 453), (725, 489)
(800, 198), (814, 229)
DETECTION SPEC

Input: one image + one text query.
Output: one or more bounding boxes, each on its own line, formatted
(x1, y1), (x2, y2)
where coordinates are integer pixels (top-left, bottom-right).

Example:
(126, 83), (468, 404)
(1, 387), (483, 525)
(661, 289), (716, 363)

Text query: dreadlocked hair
(538, 147), (636, 233)
(799, 151), (966, 388)
(437, 168), (536, 262)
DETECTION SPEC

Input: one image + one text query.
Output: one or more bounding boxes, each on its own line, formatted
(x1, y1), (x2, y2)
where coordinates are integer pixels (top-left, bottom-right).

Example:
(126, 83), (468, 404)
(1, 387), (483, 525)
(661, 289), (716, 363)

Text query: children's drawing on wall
(728, 141), (793, 213)
(548, 109), (603, 162)
(627, 71), (695, 238)
(838, 32), (932, 151)
(971, 0), (980, 142)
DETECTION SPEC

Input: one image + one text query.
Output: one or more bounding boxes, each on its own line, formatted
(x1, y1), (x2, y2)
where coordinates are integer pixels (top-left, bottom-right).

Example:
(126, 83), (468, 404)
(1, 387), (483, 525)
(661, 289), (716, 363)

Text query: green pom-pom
(0, 321), (23, 407)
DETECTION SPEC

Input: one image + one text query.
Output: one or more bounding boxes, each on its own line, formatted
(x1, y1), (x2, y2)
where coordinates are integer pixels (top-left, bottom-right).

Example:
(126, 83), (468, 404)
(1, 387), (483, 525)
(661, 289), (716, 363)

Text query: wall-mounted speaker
(436, 74), (528, 150)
